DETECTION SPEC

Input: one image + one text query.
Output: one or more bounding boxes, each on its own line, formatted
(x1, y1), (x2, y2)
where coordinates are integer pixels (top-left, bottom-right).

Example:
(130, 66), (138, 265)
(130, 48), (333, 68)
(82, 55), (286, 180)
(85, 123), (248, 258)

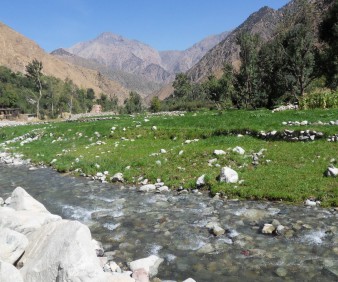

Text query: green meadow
(1, 109), (337, 206)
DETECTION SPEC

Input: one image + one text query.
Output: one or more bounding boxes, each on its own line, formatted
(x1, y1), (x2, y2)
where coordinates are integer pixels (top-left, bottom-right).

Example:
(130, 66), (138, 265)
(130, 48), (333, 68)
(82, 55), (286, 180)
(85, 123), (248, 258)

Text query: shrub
(299, 88), (338, 109)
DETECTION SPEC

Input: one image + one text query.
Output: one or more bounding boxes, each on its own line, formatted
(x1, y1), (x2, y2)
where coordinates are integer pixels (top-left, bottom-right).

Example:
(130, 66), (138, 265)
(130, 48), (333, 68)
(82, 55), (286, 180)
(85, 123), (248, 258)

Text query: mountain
(0, 22), (129, 102)
(187, 0), (334, 82)
(54, 31), (230, 94)
(51, 48), (164, 97)
(160, 31), (230, 74)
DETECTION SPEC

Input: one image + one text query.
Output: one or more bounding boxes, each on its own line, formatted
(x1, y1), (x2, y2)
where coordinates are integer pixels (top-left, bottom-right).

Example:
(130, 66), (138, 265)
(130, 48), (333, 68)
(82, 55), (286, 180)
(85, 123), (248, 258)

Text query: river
(0, 164), (337, 281)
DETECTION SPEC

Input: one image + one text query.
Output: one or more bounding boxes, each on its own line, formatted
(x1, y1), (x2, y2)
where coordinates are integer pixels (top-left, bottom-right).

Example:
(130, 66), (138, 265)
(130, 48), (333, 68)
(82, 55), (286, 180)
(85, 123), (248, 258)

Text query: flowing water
(1, 164), (338, 281)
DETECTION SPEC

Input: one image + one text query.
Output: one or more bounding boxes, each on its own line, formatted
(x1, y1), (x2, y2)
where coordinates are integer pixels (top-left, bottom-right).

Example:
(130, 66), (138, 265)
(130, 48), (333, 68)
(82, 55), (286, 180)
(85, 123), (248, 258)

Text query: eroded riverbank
(1, 163), (338, 281)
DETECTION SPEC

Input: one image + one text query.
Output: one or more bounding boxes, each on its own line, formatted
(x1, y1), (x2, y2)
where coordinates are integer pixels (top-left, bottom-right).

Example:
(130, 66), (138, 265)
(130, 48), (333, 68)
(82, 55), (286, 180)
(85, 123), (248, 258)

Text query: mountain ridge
(0, 22), (130, 103)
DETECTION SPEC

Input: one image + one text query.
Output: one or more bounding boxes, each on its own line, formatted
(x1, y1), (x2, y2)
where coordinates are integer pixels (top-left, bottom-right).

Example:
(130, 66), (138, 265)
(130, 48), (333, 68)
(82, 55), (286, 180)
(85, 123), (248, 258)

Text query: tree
(278, 0), (318, 100)
(25, 59), (43, 119)
(258, 39), (288, 108)
(124, 91), (143, 114)
(235, 32), (262, 109)
(149, 96), (161, 113)
(319, 0), (338, 89)
(172, 73), (192, 99)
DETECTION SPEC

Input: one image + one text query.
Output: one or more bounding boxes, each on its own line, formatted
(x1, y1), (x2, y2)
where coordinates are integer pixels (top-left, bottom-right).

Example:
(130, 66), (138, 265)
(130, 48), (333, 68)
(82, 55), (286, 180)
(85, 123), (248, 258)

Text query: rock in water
(262, 224), (276, 234)
(129, 255), (163, 278)
(19, 220), (112, 282)
(219, 167), (238, 183)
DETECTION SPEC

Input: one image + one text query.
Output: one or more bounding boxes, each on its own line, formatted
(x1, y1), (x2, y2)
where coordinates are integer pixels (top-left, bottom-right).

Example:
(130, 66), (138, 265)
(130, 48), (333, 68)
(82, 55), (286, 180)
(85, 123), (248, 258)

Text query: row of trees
(167, 0), (338, 110)
(0, 62), (146, 118)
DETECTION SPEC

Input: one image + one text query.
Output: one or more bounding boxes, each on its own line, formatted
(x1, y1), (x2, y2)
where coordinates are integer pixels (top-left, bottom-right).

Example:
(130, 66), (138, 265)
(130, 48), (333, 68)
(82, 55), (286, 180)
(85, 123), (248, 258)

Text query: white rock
(196, 174), (205, 187)
(111, 272), (135, 282)
(157, 186), (169, 193)
(0, 207), (61, 235)
(178, 150), (184, 155)
(92, 239), (104, 257)
(212, 225), (225, 236)
(139, 184), (156, 193)
(0, 228), (29, 264)
(4, 197), (11, 205)
(262, 223), (276, 234)
(151, 126), (157, 131)
(0, 260), (24, 282)
(232, 146), (245, 155)
(214, 150), (226, 155)
(326, 166), (338, 177)
(183, 279), (197, 282)
(129, 255), (164, 278)
(219, 167), (238, 183)
(111, 172), (124, 183)
(8, 187), (48, 213)
(19, 220), (111, 282)
(305, 199), (317, 206)
(160, 149), (167, 154)
(109, 261), (121, 273)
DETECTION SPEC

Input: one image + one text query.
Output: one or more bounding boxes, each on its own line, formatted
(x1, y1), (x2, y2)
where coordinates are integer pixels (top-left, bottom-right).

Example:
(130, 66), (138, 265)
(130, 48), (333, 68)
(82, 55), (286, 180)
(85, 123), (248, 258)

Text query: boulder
(213, 150), (226, 156)
(132, 268), (149, 282)
(262, 224), (276, 234)
(326, 166), (338, 177)
(219, 167), (238, 183)
(206, 222), (225, 236)
(196, 174), (205, 187)
(111, 272), (135, 282)
(0, 207), (61, 235)
(0, 260), (24, 282)
(129, 255), (163, 278)
(8, 187), (48, 212)
(19, 220), (112, 282)
(232, 146), (245, 155)
(92, 239), (104, 257)
(183, 279), (197, 282)
(139, 184), (156, 193)
(0, 228), (29, 264)
(111, 172), (124, 183)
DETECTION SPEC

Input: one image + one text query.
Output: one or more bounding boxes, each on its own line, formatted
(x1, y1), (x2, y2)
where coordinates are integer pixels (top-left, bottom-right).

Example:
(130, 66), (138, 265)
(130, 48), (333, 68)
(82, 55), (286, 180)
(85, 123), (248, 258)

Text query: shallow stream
(1, 164), (337, 281)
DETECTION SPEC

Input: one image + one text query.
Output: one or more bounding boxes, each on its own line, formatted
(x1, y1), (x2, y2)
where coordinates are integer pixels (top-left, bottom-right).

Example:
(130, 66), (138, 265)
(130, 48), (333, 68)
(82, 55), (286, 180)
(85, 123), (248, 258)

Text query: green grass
(1, 109), (338, 206)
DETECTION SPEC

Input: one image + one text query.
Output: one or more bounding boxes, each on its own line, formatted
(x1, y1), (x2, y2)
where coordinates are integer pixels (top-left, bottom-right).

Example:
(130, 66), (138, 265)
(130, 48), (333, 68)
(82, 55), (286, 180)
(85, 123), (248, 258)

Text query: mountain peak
(96, 32), (124, 42)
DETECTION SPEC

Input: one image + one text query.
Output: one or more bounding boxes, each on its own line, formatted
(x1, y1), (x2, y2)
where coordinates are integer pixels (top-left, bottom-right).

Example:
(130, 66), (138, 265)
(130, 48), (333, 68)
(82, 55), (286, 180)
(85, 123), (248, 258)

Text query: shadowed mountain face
(187, 0), (334, 82)
(0, 22), (130, 102)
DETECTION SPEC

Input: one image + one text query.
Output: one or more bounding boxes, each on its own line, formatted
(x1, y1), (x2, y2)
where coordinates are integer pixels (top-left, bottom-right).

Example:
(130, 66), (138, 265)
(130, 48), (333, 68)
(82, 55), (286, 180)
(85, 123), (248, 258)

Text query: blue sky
(1, 0), (289, 52)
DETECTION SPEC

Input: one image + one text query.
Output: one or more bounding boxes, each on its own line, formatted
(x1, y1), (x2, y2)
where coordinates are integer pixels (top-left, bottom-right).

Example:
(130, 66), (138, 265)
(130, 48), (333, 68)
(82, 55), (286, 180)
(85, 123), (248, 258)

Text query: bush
(299, 89), (338, 109)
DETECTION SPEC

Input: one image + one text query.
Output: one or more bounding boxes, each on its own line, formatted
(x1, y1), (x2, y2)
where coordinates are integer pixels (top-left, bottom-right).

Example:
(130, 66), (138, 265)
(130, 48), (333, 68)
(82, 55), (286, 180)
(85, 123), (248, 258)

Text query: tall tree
(319, 0), (338, 89)
(124, 91), (142, 114)
(235, 32), (262, 109)
(172, 73), (192, 99)
(25, 59), (43, 118)
(279, 0), (318, 100)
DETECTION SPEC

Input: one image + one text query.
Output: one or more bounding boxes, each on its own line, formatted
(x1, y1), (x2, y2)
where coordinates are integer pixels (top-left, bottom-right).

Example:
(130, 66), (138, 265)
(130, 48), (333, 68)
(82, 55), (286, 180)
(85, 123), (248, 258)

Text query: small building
(0, 108), (21, 120)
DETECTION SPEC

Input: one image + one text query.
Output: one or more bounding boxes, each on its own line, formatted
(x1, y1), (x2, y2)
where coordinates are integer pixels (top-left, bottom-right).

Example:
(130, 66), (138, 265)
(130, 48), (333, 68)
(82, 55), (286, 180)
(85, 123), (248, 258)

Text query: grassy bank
(1, 109), (337, 206)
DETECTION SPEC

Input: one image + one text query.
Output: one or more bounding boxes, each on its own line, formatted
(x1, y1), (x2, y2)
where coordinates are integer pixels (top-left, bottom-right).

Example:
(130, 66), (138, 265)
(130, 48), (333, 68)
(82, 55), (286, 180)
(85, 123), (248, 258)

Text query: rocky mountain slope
(187, 0), (334, 82)
(0, 22), (130, 102)
(51, 48), (163, 97)
(54, 31), (230, 92)
(160, 31), (230, 74)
